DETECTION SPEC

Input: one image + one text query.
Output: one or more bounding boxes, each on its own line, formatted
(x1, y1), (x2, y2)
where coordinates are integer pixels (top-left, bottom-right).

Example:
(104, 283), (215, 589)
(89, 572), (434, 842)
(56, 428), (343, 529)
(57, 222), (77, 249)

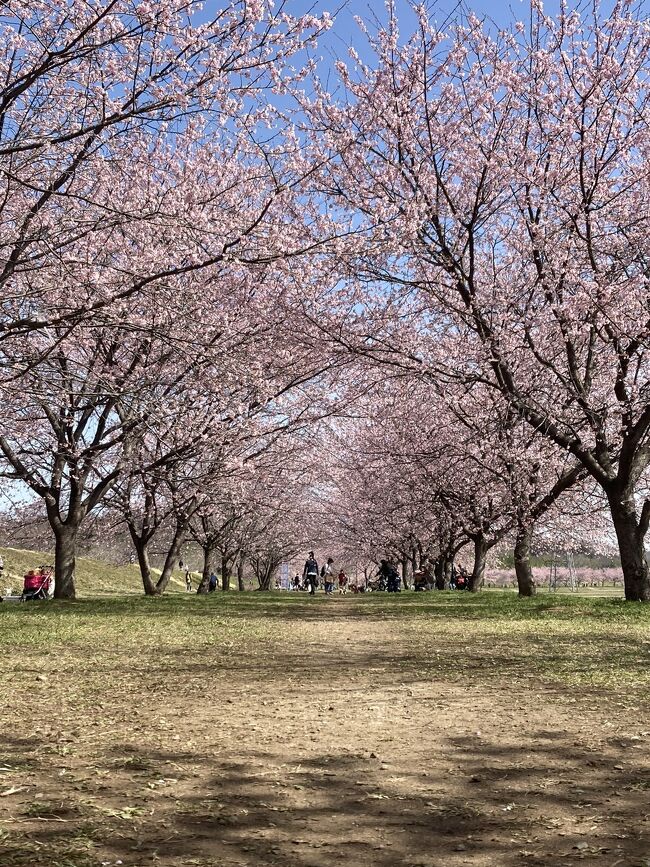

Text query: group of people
(297, 552), (472, 594)
(413, 563), (471, 591)
(295, 554), (402, 594)
(174, 551), (472, 595)
(296, 553), (349, 595)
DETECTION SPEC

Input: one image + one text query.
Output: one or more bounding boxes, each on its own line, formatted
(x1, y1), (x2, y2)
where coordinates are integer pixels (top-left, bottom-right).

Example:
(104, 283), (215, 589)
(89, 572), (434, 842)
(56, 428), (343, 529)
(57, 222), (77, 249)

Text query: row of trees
(0, 1), (648, 599)
(0, 0), (341, 596)
(316, 377), (614, 596)
(304, 0), (650, 600)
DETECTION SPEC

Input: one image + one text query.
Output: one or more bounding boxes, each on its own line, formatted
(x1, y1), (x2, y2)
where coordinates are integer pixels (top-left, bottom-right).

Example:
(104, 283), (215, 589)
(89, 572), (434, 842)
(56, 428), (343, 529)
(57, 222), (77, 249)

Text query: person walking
(321, 557), (335, 595)
(337, 570), (348, 594)
(303, 551), (319, 595)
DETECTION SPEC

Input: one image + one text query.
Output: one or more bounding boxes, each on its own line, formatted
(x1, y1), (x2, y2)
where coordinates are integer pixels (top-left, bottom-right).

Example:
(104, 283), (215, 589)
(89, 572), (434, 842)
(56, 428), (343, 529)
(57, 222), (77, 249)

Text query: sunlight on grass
(2, 591), (649, 698)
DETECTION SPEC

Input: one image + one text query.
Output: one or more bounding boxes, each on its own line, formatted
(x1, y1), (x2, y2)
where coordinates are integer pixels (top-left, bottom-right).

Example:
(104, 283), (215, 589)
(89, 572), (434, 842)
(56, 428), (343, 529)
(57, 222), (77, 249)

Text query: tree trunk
(197, 542), (217, 594)
(434, 558), (445, 591)
(514, 524), (536, 597)
(443, 557), (453, 588)
(134, 540), (157, 596)
(256, 557), (280, 591)
(237, 557), (245, 591)
(128, 528), (157, 596)
(155, 523), (186, 594)
(53, 523), (78, 599)
(258, 565), (273, 591)
(607, 492), (650, 601)
(401, 554), (409, 590)
(469, 535), (488, 593)
(221, 554), (231, 592)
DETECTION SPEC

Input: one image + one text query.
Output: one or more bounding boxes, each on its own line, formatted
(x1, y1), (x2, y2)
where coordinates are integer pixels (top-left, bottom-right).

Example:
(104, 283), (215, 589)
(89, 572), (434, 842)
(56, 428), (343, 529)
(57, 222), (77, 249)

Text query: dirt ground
(2, 596), (650, 867)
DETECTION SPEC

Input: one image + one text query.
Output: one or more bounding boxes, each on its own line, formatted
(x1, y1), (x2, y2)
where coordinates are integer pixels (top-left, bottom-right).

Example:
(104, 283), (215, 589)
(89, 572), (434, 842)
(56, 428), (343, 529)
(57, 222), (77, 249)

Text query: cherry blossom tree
(0, 1), (344, 598)
(313, 0), (650, 599)
(316, 364), (594, 595)
(0, 0), (331, 344)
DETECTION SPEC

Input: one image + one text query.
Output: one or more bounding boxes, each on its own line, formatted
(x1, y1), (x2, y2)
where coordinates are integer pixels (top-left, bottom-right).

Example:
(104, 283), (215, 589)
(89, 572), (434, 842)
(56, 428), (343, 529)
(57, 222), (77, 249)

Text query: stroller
(22, 569), (52, 601)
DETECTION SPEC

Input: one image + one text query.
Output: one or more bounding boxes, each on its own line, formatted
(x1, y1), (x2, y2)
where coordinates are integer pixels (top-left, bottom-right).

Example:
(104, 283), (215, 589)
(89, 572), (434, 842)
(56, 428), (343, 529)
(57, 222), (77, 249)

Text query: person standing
(303, 551), (319, 595)
(337, 570), (348, 594)
(185, 567), (192, 592)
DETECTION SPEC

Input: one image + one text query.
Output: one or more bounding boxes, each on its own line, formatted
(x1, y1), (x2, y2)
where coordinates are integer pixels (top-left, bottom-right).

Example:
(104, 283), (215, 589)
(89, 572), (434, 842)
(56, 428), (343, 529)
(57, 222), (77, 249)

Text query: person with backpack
(303, 551), (319, 595)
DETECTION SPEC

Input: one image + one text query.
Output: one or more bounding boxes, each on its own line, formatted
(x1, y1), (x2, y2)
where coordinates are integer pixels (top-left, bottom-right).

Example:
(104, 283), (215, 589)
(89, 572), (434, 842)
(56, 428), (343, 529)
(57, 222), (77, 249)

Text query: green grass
(0, 592), (271, 652)
(351, 591), (650, 696)
(1, 590), (649, 696)
(0, 546), (190, 596)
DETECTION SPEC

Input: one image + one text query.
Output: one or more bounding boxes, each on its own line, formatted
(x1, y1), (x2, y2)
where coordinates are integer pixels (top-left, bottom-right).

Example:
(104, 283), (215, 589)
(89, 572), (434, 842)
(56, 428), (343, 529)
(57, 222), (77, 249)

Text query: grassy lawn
(2, 590), (649, 694)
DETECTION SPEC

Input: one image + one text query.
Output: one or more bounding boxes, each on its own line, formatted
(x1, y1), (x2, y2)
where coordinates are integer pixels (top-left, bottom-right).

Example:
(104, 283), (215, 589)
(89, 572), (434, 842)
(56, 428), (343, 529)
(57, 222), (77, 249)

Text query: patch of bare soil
(1, 600), (650, 866)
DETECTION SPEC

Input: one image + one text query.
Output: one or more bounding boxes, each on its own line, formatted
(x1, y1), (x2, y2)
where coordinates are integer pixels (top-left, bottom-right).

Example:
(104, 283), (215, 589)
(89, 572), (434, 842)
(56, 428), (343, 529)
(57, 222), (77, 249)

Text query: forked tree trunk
(129, 529), (157, 596)
(607, 491), (650, 601)
(155, 523), (187, 594)
(255, 557), (280, 591)
(514, 524), (536, 597)
(53, 523), (79, 599)
(469, 535), (488, 593)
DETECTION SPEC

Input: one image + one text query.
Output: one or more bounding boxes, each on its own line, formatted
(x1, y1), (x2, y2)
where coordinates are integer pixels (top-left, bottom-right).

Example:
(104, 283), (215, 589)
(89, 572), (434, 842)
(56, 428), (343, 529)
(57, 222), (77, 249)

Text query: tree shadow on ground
(2, 732), (649, 867)
(3, 595), (650, 866)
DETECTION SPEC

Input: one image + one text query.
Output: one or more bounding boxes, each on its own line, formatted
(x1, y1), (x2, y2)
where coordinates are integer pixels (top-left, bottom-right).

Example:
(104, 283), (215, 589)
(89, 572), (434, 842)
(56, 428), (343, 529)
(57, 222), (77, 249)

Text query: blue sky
(297, 0), (563, 46)
(283, 0), (563, 92)
(290, 0), (621, 55)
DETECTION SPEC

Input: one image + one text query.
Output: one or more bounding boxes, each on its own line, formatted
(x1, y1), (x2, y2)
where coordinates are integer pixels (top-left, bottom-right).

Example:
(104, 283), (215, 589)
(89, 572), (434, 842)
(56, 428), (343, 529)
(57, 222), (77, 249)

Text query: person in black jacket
(377, 559), (401, 592)
(303, 552), (319, 595)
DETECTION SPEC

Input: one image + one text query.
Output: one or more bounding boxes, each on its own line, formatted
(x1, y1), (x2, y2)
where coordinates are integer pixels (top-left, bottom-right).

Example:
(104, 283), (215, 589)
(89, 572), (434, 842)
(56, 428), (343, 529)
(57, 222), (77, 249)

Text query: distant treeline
(499, 553), (622, 570)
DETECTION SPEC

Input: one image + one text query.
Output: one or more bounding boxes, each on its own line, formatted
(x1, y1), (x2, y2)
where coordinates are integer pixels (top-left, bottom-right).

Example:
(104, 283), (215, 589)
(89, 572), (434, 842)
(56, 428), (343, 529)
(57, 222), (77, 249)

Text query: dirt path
(2, 598), (650, 866)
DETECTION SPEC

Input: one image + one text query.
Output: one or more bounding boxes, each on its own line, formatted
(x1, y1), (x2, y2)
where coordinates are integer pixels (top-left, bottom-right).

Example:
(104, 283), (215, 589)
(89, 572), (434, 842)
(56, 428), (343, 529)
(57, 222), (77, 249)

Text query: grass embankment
(0, 547), (189, 596)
